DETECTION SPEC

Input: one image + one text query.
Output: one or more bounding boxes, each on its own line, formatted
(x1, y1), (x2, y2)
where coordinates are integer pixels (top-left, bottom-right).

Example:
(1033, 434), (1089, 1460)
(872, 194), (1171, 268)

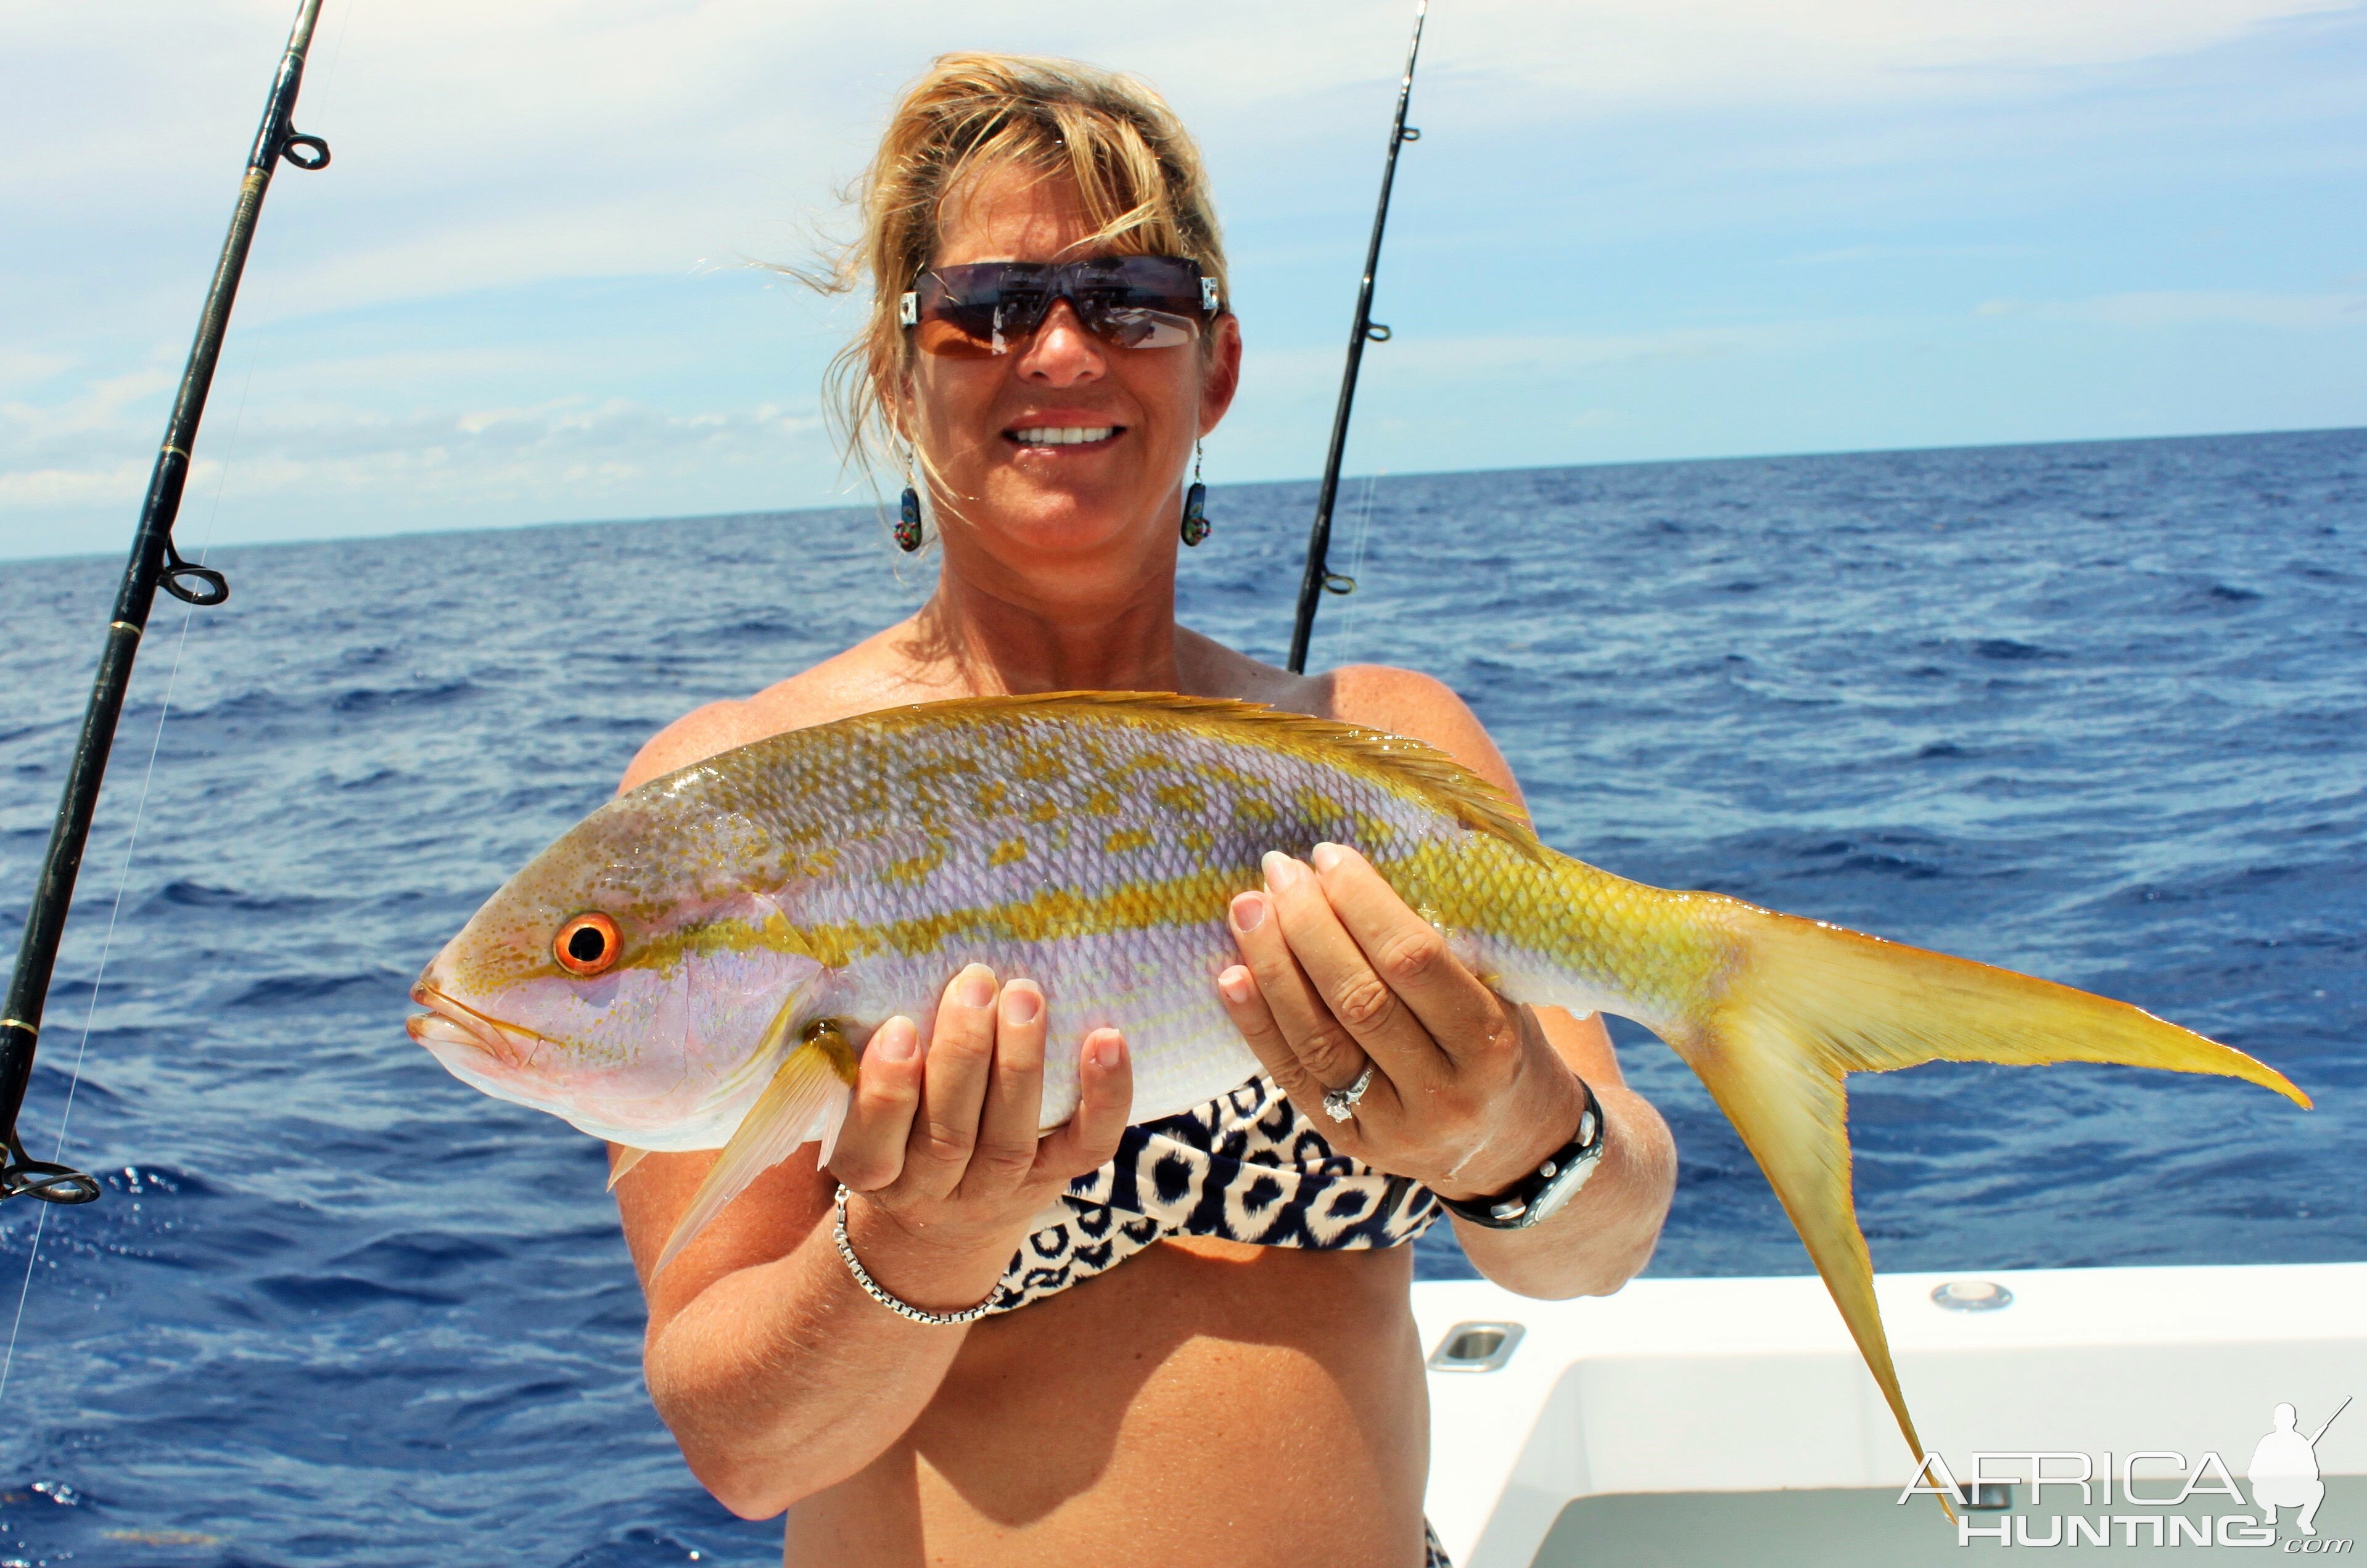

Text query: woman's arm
(1216, 665), (1677, 1300)
(619, 980), (1132, 1517)
(1447, 1004), (1676, 1297)
(612, 704), (1132, 1517)
(620, 1144), (969, 1516)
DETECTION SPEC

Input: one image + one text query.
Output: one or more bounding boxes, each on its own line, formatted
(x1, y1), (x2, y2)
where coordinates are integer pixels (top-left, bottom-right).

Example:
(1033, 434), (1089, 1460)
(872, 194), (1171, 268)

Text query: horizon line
(3, 421), (2359, 570)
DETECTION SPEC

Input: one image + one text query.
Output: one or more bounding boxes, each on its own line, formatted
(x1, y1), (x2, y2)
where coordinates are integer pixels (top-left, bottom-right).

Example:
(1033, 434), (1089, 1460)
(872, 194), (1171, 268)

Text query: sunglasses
(899, 256), (1220, 357)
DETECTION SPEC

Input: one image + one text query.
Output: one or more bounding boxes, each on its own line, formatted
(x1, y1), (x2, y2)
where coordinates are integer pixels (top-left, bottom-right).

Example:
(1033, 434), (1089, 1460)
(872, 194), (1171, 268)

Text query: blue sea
(1, 429), (2360, 1564)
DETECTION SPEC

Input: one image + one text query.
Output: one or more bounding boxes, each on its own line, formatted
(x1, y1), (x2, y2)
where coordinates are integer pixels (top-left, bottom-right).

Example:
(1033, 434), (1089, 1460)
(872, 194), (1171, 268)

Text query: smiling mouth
(1007, 424), (1121, 448)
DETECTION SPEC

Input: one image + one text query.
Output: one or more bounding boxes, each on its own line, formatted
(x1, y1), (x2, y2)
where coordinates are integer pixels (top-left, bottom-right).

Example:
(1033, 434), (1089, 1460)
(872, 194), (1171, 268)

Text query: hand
(825, 964), (1132, 1314)
(1215, 844), (1586, 1202)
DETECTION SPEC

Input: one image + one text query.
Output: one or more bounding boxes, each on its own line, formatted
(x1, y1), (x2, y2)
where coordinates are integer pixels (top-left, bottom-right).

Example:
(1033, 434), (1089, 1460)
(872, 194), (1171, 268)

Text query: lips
(1008, 424), (1119, 446)
(1004, 413), (1125, 450)
(407, 980), (547, 1070)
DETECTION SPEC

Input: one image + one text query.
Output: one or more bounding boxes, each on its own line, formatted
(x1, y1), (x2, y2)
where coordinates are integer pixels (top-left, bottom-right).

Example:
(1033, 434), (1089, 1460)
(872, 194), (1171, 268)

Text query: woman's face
(899, 162), (1241, 588)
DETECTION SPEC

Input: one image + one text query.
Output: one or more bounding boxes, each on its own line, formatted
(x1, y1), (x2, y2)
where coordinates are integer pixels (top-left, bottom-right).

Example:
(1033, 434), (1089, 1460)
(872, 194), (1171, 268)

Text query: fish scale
(408, 690), (2308, 1484)
(716, 704), (1568, 1127)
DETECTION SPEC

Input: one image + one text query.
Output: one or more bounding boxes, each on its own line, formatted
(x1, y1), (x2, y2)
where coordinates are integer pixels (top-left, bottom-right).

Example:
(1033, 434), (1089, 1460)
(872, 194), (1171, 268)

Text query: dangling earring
(896, 484), (924, 553)
(1180, 444), (1210, 547)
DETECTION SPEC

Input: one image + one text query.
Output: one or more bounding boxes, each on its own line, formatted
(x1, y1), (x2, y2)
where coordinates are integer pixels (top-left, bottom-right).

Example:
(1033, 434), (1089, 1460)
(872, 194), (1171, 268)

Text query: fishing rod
(0, 0), (333, 1207)
(1285, 0), (1429, 675)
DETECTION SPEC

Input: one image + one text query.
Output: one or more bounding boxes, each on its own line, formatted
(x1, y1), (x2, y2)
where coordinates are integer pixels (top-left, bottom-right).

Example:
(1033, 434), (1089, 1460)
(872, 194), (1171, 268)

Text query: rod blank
(1286, 0), (1430, 675)
(0, 0), (332, 1206)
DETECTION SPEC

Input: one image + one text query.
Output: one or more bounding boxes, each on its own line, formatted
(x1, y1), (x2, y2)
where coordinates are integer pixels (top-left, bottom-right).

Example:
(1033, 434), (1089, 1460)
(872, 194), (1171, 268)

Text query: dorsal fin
(855, 690), (1542, 855)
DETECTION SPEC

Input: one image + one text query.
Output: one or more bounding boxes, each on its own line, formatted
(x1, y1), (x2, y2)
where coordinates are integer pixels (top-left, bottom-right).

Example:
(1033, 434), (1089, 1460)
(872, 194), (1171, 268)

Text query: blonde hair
(809, 53), (1230, 493)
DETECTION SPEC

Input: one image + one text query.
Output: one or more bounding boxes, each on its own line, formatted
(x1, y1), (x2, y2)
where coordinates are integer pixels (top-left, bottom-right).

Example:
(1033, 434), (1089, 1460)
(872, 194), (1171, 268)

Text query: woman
(612, 54), (1677, 1568)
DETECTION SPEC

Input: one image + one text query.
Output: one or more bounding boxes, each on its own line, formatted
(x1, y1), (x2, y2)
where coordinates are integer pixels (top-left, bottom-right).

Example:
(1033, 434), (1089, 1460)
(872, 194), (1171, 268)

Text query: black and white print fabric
(982, 1072), (1443, 1314)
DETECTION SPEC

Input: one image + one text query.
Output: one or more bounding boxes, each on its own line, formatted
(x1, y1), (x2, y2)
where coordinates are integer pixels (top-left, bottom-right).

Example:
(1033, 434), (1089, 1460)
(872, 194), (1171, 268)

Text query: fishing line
(1287, 0), (1428, 671)
(0, 356), (261, 1416)
(0, 9), (332, 1396)
(1330, 471), (1382, 661)
(319, 0), (354, 92)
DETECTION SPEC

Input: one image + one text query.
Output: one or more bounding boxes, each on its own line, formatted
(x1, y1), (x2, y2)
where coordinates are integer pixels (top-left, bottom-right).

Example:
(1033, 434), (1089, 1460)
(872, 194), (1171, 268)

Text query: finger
(1259, 850), (1443, 1089)
(1215, 959), (1331, 1110)
(967, 978), (1048, 1193)
(905, 963), (999, 1199)
(1227, 880), (1396, 1120)
(1035, 1027), (1132, 1181)
(1307, 841), (1511, 1070)
(827, 1015), (922, 1192)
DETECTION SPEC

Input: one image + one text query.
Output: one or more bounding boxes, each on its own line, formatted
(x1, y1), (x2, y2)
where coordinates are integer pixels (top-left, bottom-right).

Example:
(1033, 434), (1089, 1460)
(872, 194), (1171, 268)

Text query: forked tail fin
(1660, 901), (2310, 1479)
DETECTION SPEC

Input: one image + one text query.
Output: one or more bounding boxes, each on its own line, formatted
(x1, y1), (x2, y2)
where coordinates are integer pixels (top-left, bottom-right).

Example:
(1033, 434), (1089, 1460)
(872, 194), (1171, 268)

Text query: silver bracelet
(831, 1184), (998, 1326)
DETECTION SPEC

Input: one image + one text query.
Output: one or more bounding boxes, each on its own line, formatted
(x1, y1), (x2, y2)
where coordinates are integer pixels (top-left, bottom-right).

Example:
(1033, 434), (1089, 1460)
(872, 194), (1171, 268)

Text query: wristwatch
(1438, 1078), (1605, 1230)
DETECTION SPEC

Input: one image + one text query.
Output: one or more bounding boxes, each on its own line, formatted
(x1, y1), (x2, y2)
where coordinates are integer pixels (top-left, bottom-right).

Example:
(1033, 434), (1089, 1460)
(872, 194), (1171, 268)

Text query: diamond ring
(1322, 1062), (1376, 1123)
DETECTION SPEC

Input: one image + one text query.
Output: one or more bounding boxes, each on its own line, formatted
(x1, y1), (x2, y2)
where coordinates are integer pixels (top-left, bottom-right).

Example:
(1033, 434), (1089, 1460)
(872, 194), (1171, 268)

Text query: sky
(1, 0), (2363, 560)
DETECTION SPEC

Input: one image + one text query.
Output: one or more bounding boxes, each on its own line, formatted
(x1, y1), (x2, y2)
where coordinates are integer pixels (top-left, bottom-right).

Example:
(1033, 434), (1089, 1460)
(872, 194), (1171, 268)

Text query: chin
(989, 498), (1151, 559)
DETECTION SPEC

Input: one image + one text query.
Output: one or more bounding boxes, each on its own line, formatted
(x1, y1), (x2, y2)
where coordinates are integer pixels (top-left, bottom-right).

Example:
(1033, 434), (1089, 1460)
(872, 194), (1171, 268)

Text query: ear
(1198, 313), (1243, 437)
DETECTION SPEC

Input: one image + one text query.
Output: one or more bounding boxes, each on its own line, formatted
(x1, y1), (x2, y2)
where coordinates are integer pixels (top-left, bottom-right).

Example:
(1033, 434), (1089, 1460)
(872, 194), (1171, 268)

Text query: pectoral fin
(652, 1020), (860, 1278)
(607, 1145), (652, 1191)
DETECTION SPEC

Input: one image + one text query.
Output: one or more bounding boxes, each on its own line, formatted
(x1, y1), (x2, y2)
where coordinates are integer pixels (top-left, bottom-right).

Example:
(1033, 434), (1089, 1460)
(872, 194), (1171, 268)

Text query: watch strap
(1438, 1080), (1605, 1230)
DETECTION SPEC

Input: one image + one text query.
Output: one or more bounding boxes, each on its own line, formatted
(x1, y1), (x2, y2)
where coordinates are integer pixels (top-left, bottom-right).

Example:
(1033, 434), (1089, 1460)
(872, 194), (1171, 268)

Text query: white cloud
(2066, 289), (2367, 327)
(3, 0), (2351, 319)
(0, 388), (833, 522)
(2, 0), (2358, 555)
(1432, 0), (2352, 103)
(1248, 319), (1858, 389)
(0, 351), (76, 397)
(1977, 290), (2367, 326)
(2, 368), (178, 440)
(0, 458), (155, 509)
(1790, 243), (2043, 265)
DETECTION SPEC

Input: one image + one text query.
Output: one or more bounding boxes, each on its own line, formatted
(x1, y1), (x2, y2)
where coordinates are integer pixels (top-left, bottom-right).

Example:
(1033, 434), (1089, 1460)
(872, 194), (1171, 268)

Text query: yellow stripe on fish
(409, 690), (2311, 1484)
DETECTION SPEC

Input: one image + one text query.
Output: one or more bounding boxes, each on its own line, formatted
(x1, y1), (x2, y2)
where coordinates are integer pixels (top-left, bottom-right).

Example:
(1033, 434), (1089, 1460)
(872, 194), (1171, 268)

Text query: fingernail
(957, 964), (995, 1009)
(1001, 984), (1041, 1027)
(1089, 1030), (1124, 1071)
(1230, 890), (1268, 934)
(1217, 966), (1254, 1005)
(1311, 842), (1344, 872)
(875, 1017), (918, 1062)
(1261, 850), (1302, 889)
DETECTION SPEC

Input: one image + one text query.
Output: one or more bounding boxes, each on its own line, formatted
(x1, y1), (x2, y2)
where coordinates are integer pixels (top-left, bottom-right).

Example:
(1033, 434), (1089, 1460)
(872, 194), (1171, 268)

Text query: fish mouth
(407, 981), (554, 1071)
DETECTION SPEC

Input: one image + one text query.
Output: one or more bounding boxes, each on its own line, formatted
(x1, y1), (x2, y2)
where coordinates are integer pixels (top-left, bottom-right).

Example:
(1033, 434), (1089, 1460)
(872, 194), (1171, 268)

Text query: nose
(1016, 298), (1106, 387)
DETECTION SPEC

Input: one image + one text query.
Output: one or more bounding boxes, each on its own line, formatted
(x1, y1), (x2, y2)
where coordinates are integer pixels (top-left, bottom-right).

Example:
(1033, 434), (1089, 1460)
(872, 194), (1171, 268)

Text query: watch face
(1526, 1106), (1604, 1226)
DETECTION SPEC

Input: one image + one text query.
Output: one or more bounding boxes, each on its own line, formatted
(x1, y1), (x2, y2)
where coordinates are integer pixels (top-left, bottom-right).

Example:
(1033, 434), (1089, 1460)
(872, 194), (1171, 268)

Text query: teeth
(1012, 426), (1116, 446)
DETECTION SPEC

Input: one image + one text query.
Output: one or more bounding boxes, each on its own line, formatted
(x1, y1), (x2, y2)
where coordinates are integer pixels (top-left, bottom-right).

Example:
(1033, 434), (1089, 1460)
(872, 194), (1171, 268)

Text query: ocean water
(0, 427), (2360, 1564)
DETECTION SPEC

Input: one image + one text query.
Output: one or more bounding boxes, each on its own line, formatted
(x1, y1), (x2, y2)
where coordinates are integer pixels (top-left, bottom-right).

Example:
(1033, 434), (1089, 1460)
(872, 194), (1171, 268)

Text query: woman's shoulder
(1317, 663), (1524, 803)
(1178, 633), (1520, 800)
(617, 626), (921, 793)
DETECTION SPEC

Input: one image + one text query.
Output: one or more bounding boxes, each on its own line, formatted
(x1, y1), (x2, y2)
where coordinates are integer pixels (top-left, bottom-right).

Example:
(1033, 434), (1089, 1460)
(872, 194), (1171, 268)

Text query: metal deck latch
(1931, 1279), (2014, 1312)
(1427, 1320), (1526, 1373)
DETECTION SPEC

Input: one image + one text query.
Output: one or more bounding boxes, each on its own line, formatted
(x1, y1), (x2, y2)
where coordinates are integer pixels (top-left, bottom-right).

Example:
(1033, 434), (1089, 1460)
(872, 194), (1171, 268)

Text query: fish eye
(554, 912), (621, 977)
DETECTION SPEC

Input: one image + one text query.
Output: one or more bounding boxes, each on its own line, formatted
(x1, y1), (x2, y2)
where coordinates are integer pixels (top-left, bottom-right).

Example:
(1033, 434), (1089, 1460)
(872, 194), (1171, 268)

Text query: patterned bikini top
(979, 1072), (1444, 1315)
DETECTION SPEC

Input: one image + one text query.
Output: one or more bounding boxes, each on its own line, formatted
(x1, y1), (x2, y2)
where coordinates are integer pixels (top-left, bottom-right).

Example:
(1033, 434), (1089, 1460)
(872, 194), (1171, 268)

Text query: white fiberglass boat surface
(1416, 1262), (2366, 1565)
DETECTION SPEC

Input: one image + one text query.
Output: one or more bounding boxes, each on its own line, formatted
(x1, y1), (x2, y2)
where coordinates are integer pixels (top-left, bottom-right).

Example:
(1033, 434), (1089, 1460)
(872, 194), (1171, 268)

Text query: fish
(408, 690), (2309, 1473)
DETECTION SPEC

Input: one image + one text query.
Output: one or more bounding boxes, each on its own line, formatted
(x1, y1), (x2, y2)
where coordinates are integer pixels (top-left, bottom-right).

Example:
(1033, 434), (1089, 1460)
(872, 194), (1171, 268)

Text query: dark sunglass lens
(1102, 257), (1204, 311)
(910, 258), (1205, 354)
(1090, 307), (1200, 350)
(913, 317), (1000, 357)
(912, 279), (993, 355)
